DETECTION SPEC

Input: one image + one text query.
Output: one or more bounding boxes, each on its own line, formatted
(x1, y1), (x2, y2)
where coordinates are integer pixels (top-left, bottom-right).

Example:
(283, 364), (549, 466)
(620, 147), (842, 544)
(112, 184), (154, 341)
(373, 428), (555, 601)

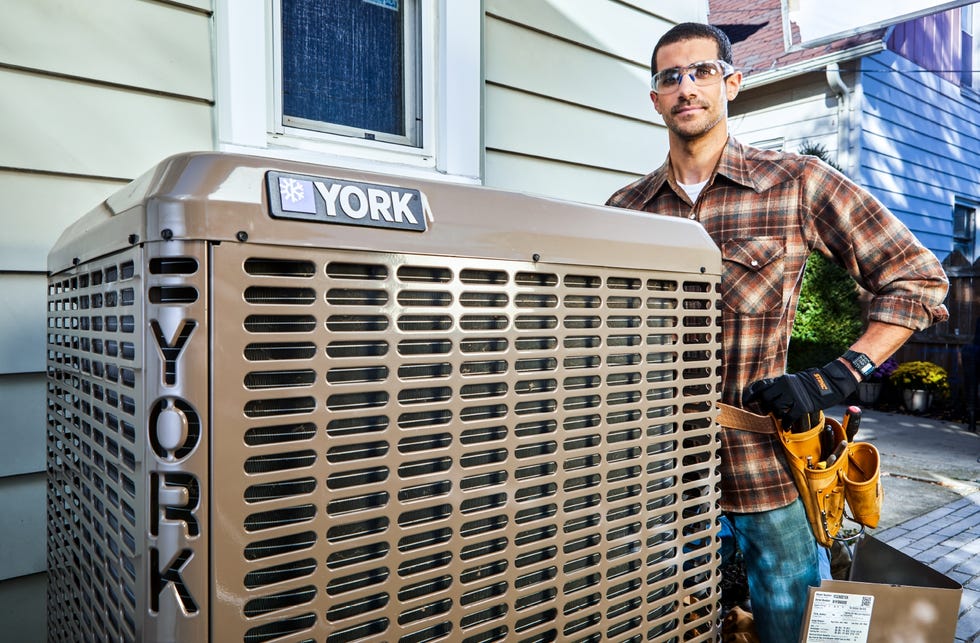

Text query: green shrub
(787, 252), (863, 371)
(787, 142), (863, 372)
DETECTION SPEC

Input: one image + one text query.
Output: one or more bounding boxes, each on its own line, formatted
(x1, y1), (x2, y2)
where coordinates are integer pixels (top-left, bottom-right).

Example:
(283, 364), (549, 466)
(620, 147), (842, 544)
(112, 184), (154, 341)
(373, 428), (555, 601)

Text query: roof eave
(740, 40), (887, 90)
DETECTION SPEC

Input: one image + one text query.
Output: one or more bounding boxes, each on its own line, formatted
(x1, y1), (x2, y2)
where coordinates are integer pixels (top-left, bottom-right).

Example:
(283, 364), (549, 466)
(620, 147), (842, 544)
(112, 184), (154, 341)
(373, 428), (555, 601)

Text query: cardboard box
(800, 536), (963, 643)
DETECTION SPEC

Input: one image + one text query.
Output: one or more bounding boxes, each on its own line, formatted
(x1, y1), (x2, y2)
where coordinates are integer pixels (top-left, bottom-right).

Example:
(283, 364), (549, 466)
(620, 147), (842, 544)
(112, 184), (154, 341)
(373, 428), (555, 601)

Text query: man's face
(651, 38), (741, 141)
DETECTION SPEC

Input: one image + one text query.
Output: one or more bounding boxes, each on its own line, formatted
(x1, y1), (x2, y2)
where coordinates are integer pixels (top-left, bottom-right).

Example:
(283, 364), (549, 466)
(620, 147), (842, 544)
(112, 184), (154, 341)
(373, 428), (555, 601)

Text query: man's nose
(677, 71), (698, 89)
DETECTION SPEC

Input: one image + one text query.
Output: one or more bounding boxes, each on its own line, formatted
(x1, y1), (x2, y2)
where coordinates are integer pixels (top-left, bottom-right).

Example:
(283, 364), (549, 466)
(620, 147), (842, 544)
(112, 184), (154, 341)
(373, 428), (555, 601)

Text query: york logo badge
(268, 171), (428, 232)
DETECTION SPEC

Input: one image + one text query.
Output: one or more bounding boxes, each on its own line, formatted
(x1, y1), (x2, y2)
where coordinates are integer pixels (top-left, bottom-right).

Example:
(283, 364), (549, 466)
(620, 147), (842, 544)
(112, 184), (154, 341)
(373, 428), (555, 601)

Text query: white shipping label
(804, 591), (875, 643)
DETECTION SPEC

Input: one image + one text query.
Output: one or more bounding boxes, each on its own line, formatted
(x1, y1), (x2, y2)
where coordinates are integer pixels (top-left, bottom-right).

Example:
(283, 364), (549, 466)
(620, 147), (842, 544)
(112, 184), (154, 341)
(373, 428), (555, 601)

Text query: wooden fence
(892, 252), (979, 429)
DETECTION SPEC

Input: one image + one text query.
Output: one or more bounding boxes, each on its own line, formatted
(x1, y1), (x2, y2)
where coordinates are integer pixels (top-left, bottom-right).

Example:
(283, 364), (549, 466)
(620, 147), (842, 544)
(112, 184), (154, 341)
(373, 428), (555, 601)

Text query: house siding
(858, 49), (980, 258)
(0, 1), (214, 640)
(483, 1), (707, 204)
(727, 71), (847, 159)
(888, 9), (961, 87)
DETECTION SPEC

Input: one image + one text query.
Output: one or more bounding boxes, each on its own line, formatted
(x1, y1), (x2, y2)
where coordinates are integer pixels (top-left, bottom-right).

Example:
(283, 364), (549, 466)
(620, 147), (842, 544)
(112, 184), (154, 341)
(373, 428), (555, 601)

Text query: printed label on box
(805, 591), (874, 643)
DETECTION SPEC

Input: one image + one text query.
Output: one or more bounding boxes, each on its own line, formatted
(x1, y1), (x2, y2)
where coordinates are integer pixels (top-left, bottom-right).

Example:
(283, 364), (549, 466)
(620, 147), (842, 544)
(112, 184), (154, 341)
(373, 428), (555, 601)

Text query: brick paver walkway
(875, 491), (980, 642)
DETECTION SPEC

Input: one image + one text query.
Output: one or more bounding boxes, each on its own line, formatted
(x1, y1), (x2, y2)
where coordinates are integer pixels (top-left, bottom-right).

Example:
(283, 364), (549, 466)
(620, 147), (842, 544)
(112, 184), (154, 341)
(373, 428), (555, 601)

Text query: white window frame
(214, 0), (481, 181)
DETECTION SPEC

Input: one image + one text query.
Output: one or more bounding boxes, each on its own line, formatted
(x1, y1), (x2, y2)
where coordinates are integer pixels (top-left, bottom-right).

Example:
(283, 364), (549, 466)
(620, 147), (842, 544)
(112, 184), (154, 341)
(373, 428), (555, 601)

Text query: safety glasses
(651, 59), (735, 93)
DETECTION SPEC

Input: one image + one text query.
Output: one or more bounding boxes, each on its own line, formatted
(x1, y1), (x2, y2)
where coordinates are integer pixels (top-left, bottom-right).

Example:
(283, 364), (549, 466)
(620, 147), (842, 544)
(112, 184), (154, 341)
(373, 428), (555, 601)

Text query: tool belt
(718, 403), (882, 548)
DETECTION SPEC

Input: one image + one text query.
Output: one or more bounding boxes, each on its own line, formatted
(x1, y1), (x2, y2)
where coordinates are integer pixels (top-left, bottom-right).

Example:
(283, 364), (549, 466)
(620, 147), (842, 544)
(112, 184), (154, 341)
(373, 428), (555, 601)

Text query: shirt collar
(639, 136), (765, 206)
(712, 138), (759, 191)
(646, 137), (761, 202)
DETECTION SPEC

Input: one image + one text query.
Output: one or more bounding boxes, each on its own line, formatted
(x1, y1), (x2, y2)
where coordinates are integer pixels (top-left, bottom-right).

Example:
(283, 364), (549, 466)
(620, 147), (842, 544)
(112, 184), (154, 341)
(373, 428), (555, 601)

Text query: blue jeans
(719, 499), (821, 642)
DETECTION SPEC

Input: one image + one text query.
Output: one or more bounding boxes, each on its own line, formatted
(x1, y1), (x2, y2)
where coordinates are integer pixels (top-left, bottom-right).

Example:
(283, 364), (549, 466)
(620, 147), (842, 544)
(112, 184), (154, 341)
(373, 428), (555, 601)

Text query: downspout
(825, 63), (851, 173)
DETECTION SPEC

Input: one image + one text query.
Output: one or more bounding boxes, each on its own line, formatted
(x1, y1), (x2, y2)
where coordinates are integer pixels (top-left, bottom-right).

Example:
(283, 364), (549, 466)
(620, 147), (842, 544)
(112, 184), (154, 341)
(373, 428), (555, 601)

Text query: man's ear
(650, 90), (662, 114)
(725, 71), (743, 102)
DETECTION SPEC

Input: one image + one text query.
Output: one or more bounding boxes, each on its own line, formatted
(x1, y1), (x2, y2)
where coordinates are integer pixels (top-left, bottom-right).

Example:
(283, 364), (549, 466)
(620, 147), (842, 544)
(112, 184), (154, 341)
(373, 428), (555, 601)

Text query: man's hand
(743, 360), (859, 427)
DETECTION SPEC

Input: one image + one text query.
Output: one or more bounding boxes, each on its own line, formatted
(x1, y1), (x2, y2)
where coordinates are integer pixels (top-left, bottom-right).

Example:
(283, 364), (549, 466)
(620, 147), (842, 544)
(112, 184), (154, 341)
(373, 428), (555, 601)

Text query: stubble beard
(666, 99), (725, 141)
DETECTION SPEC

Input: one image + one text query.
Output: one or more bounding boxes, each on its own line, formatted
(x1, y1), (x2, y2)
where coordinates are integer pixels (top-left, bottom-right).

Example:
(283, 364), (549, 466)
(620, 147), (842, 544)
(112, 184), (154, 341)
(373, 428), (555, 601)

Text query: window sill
(219, 140), (482, 186)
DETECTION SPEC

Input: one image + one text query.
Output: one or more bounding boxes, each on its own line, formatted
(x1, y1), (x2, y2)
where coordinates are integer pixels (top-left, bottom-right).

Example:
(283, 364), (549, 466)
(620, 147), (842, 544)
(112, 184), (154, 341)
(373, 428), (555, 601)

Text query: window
(962, 4), (980, 91)
(214, 1), (480, 178)
(278, 0), (420, 146)
(953, 201), (977, 261)
(750, 138), (785, 151)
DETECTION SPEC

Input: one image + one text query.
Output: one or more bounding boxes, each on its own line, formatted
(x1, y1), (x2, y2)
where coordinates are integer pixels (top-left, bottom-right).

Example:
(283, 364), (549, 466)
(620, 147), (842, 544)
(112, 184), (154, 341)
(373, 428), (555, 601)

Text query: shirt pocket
(721, 237), (786, 315)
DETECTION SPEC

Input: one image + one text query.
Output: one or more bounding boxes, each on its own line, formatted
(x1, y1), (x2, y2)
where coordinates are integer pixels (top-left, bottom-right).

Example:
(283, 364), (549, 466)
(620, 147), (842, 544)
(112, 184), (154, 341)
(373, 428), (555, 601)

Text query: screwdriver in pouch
(842, 405), (862, 442)
(819, 421), (835, 460)
(824, 440), (847, 467)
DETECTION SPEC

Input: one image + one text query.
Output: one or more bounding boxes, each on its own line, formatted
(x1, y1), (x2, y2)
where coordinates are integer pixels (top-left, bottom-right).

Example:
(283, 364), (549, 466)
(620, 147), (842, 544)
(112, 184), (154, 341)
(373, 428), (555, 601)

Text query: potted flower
(857, 357), (898, 405)
(888, 360), (949, 412)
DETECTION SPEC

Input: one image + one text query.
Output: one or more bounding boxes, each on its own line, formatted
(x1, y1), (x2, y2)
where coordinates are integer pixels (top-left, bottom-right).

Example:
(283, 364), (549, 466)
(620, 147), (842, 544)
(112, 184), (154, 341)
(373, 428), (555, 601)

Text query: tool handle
(824, 440), (848, 467)
(820, 422), (835, 459)
(843, 405), (862, 442)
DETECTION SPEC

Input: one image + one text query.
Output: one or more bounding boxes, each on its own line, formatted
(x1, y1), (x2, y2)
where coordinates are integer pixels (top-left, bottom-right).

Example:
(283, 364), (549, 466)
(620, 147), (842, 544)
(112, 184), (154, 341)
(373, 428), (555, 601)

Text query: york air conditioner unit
(46, 153), (722, 642)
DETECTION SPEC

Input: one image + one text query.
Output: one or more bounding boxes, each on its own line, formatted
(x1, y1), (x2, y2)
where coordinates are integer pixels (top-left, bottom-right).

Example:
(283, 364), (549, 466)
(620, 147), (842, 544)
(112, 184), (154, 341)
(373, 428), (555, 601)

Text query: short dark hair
(651, 22), (734, 75)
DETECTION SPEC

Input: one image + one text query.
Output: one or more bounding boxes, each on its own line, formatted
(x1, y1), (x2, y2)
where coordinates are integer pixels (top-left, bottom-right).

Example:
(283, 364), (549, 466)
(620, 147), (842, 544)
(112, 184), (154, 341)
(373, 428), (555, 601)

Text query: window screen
(281, 0), (419, 145)
(953, 202), (976, 261)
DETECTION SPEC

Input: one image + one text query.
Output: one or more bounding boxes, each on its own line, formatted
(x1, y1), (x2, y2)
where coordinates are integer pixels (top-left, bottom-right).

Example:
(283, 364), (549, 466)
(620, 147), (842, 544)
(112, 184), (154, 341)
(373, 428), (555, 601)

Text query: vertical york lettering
(150, 320), (196, 386)
(150, 548), (199, 613)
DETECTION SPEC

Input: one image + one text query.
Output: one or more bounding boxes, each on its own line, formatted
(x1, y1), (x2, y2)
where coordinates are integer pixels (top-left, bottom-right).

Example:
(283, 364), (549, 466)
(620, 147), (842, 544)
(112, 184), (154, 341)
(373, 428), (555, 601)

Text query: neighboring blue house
(710, 0), (980, 268)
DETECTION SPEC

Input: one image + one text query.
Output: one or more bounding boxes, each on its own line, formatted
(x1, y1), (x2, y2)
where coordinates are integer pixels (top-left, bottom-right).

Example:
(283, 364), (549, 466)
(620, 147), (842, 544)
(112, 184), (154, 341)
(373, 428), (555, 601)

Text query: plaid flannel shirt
(607, 138), (948, 513)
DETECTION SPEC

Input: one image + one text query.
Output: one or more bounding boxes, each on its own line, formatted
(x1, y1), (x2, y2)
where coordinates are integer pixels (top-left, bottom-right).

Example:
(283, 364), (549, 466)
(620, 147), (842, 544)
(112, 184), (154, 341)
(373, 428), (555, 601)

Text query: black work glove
(743, 359), (858, 427)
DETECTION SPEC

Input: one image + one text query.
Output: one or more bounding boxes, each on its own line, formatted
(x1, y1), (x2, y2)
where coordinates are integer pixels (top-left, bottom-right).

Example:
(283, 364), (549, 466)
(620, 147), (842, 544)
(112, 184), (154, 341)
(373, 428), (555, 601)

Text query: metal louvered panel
(46, 242), (212, 643)
(46, 250), (145, 643)
(211, 243), (721, 643)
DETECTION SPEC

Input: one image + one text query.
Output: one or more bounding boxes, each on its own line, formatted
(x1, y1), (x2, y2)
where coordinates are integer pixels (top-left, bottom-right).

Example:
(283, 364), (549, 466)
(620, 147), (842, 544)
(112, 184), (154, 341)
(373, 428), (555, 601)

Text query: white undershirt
(677, 179), (708, 203)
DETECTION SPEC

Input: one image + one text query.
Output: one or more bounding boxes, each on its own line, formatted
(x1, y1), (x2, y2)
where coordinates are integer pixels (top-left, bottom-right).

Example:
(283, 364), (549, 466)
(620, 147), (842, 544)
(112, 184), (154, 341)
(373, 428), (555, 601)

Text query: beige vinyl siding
(484, 151), (645, 206)
(0, 0), (215, 632)
(485, 85), (659, 174)
(0, 374), (46, 478)
(483, 1), (706, 204)
(0, 474), (47, 580)
(0, 0), (213, 99)
(485, 17), (654, 123)
(0, 69), (212, 178)
(0, 574), (46, 643)
(164, 0), (212, 11)
(0, 171), (126, 271)
(0, 274), (47, 375)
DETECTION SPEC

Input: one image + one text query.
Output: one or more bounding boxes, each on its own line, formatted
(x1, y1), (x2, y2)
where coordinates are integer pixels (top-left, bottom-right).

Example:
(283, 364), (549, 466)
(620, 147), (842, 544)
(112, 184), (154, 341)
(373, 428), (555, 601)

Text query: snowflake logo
(279, 177), (306, 204)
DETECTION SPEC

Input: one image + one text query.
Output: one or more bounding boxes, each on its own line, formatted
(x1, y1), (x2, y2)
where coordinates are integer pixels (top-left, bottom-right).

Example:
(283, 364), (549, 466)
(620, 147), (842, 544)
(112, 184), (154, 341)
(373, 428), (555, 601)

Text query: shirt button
(751, 260), (759, 267)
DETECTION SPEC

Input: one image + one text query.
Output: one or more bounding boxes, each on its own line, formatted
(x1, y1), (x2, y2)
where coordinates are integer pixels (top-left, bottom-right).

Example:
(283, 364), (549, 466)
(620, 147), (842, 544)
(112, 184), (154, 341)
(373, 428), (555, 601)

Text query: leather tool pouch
(842, 441), (883, 529)
(718, 404), (883, 547)
(777, 414), (849, 547)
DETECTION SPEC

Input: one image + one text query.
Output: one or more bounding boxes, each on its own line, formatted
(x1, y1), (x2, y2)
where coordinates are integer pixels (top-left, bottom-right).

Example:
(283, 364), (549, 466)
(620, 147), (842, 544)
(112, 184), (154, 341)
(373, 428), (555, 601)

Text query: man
(606, 22), (948, 642)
